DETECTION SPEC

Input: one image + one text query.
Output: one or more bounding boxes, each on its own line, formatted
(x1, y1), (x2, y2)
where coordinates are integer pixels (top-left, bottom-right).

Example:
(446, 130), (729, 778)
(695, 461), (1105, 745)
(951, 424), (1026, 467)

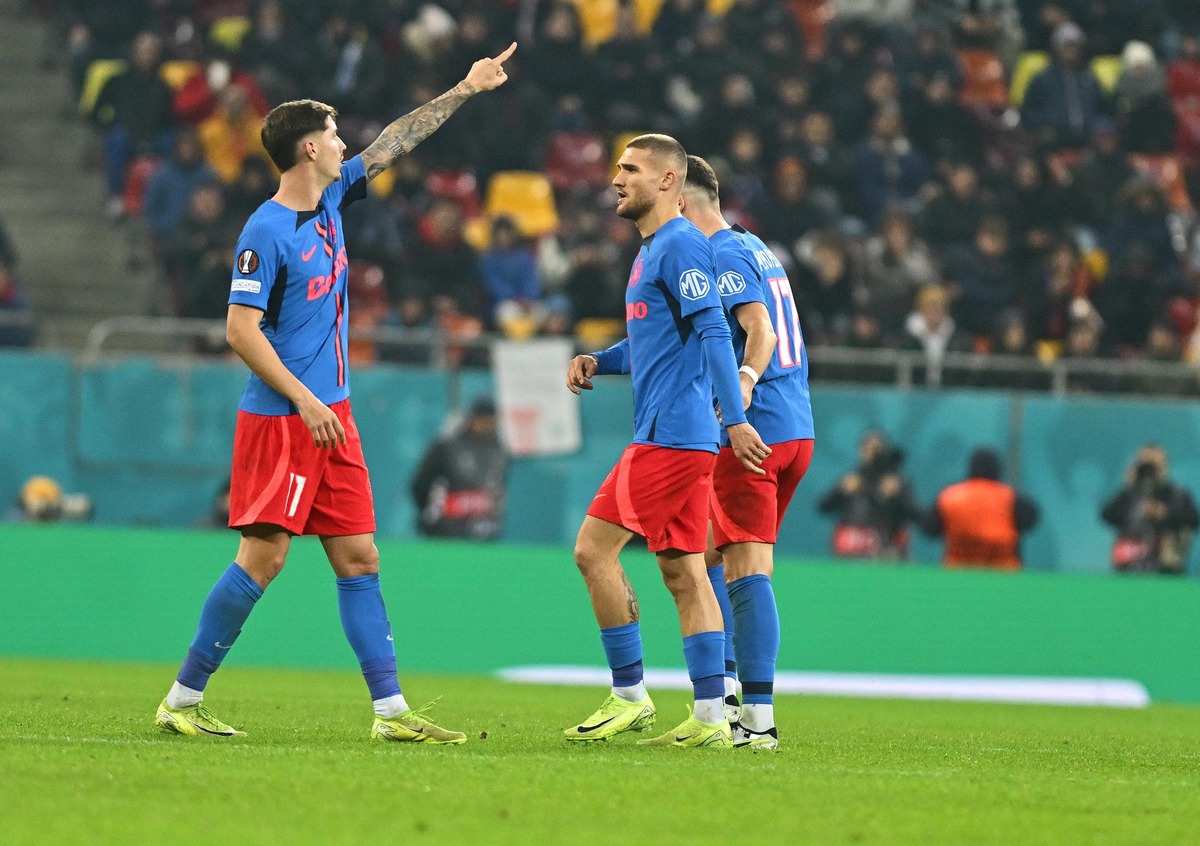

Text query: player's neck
(633, 203), (683, 239)
(273, 166), (328, 212)
(691, 208), (730, 238)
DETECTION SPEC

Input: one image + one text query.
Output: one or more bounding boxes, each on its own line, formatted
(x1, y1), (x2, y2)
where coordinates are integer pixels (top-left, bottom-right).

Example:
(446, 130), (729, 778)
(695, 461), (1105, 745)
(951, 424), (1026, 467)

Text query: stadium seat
(425, 169), (482, 218)
(159, 60), (201, 91)
(1089, 55), (1122, 93)
(569, 0), (619, 48)
(1009, 50), (1049, 107)
(958, 49), (1008, 110)
(788, 0), (833, 60)
(79, 58), (126, 115)
(483, 171), (560, 238)
(209, 16), (253, 53)
(631, 0), (667, 33)
(707, 0), (737, 14)
(545, 131), (611, 193)
(122, 155), (161, 217)
(463, 215), (492, 251)
(575, 317), (625, 348)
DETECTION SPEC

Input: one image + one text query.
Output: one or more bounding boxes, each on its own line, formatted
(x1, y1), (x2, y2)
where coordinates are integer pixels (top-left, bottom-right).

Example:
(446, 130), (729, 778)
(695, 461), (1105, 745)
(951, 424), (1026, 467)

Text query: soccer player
(680, 155), (815, 751)
(563, 135), (771, 749)
(153, 43), (518, 743)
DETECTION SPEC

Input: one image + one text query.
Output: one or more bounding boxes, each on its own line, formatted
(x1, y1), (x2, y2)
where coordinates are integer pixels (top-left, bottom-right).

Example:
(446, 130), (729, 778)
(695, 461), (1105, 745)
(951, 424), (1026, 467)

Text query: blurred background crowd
(9, 0), (1200, 387)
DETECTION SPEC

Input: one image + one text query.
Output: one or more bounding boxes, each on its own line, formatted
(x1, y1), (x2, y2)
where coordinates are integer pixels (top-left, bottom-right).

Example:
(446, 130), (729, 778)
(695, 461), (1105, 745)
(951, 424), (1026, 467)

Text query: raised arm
(360, 42), (517, 180)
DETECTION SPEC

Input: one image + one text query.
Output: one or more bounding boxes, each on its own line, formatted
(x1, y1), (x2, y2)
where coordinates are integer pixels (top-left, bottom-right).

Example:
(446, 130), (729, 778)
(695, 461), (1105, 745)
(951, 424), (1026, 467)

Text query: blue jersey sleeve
(229, 220), (284, 310)
(715, 243), (767, 313)
(660, 225), (722, 318)
(322, 155), (368, 211)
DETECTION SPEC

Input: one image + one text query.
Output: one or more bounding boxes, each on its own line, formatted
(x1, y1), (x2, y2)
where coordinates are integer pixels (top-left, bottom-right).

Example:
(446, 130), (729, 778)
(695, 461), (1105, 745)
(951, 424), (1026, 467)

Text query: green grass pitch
(3, 657), (1198, 845)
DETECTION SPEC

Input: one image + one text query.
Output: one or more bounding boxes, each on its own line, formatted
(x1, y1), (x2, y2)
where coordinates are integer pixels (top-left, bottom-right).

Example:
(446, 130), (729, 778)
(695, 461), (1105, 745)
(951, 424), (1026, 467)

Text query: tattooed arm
(360, 42), (517, 181)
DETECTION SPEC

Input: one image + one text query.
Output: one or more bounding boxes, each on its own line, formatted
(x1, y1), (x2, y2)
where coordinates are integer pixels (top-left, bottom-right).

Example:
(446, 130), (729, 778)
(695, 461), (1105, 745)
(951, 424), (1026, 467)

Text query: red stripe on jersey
(334, 292), (345, 387)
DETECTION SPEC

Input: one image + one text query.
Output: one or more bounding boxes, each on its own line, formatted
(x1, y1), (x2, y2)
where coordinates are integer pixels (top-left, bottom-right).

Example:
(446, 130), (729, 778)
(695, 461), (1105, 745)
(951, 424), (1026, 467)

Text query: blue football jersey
(710, 225), (814, 445)
(228, 156), (368, 415)
(625, 216), (729, 451)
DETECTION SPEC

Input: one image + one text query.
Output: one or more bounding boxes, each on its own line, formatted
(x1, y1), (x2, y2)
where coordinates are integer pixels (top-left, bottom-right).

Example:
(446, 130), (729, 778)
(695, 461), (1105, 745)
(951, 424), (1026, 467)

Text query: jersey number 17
(766, 275), (804, 368)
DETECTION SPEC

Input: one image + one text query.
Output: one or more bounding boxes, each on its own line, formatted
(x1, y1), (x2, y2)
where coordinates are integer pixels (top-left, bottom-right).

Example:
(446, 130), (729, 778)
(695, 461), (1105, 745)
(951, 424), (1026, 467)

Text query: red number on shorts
(766, 275), (803, 368)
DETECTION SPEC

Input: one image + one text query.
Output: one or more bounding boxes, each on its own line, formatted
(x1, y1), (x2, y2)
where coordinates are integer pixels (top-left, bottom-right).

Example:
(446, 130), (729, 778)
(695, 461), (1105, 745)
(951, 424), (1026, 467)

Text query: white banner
(490, 338), (582, 456)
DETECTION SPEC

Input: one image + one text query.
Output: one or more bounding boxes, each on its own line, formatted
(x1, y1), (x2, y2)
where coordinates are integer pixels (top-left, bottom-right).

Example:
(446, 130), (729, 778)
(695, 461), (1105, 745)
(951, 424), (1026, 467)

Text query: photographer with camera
(819, 430), (922, 560)
(1101, 445), (1198, 574)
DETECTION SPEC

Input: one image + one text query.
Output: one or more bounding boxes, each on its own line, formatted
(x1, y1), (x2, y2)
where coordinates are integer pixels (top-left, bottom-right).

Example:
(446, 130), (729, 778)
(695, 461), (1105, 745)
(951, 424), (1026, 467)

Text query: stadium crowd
(44, 0), (1200, 383)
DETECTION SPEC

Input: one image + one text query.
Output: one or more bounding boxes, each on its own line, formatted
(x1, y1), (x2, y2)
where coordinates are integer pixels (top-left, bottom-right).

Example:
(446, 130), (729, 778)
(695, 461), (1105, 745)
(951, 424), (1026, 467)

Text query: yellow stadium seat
(1090, 55), (1122, 93)
(484, 171), (560, 238)
(575, 317), (625, 349)
(570, 0), (619, 48)
(159, 59), (201, 91)
(463, 215), (492, 251)
(209, 16), (253, 53)
(632, 0), (667, 33)
(610, 131), (650, 171)
(707, 0), (737, 14)
(79, 58), (126, 115)
(1010, 50), (1050, 107)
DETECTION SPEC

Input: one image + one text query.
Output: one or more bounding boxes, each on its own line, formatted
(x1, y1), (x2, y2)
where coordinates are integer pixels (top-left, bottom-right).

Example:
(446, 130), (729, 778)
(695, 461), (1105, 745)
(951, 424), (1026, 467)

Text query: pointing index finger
(493, 42), (517, 63)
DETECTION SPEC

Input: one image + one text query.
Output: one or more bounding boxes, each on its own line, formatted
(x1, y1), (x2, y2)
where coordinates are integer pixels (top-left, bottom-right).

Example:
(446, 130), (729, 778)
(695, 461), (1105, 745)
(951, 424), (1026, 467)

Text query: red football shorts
(710, 438), (814, 547)
(587, 444), (716, 553)
(228, 398), (376, 536)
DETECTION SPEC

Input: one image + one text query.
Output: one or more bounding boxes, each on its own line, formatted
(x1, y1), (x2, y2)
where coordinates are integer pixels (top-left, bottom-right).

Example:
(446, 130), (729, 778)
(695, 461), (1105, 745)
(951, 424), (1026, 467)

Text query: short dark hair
(261, 99), (337, 172)
(625, 133), (688, 174)
(684, 154), (719, 202)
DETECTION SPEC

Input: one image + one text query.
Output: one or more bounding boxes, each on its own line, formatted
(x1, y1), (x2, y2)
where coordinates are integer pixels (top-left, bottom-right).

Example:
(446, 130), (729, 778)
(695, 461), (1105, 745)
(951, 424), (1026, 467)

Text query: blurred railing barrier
(81, 316), (1200, 398)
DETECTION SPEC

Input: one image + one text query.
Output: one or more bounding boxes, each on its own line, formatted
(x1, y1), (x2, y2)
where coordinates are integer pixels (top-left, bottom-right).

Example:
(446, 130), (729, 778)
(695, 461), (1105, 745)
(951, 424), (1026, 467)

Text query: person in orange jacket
(921, 447), (1040, 570)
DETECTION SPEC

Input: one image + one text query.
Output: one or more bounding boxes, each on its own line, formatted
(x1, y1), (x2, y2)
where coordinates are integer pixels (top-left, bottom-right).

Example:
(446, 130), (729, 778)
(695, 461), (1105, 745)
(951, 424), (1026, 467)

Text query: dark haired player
(154, 44), (517, 743)
(680, 155), (814, 750)
(563, 135), (771, 749)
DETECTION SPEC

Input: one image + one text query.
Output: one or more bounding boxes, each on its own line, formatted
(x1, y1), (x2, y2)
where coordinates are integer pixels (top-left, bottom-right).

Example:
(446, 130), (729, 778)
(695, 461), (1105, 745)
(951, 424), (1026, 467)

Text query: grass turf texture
(3, 658), (1198, 845)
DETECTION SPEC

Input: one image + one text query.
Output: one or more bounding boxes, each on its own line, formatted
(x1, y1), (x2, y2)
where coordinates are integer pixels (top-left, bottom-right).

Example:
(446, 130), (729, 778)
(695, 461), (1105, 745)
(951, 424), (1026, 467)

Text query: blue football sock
(728, 574), (779, 705)
(682, 631), (725, 702)
(176, 562), (263, 692)
(337, 574), (402, 701)
(599, 622), (644, 688)
(707, 564), (737, 680)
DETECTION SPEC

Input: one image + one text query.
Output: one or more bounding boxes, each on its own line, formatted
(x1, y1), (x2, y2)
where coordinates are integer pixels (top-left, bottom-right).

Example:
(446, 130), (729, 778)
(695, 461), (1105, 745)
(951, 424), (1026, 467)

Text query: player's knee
(340, 544), (380, 577)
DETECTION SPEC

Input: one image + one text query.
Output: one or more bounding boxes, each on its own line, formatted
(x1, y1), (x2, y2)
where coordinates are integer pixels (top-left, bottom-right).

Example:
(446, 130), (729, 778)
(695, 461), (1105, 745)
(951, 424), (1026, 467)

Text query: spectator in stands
(794, 111), (858, 217)
(1104, 177), (1178, 281)
(1021, 22), (1107, 150)
(311, 13), (388, 118)
(174, 56), (270, 126)
(905, 71), (983, 168)
(943, 216), (1020, 338)
(562, 209), (627, 324)
(861, 209), (941, 340)
(853, 103), (930, 225)
(478, 216), (543, 336)
(1001, 154), (1072, 268)
(143, 129), (219, 240)
(921, 447), (1040, 570)
(1027, 240), (1097, 344)
(818, 429), (922, 560)
(1066, 119), (1137, 231)
(904, 283), (968, 386)
(920, 161), (993, 250)
(160, 183), (239, 319)
(755, 158), (835, 255)
(408, 199), (483, 321)
(236, 0), (310, 105)
(899, 23), (962, 98)
(1113, 41), (1176, 154)
(0, 259), (34, 348)
(918, 0), (1023, 66)
(525, 3), (597, 110)
(1096, 245), (1183, 349)
(198, 85), (274, 185)
(594, 5), (668, 129)
(1166, 31), (1200, 103)
(91, 31), (176, 219)
(651, 0), (707, 55)
(793, 230), (857, 345)
(1101, 444), (1198, 574)
(411, 395), (509, 541)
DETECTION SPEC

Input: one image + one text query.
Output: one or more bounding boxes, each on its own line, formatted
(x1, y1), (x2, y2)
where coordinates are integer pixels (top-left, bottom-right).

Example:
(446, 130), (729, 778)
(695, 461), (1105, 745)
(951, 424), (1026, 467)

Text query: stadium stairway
(0, 1), (157, 349)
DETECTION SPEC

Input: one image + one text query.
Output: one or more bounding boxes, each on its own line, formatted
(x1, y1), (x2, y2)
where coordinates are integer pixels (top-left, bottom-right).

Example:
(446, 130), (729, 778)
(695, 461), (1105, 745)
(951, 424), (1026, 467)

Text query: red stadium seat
(958, 50), (1008, 111)
(122, 155), (162, 217)
(545, 131), (610, 193)
(424, 170), (482, 219)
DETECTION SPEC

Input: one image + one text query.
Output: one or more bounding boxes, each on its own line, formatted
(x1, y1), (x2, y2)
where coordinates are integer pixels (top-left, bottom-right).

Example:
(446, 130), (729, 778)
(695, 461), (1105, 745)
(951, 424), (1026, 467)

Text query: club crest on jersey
(236, 249), (259, 274)
(717, 271), (746, 296)
(678, 268), (711, 300)
(627, 253), (645, 288)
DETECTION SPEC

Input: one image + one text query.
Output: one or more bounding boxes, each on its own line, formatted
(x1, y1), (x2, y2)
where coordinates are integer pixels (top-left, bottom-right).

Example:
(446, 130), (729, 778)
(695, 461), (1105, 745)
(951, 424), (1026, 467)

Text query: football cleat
(155, 699), (244, 737)
(732, 721), (779, 751)
(564, 693), (656, 741)
(637, 710), (732, 749)
(371, 702), (467, 745)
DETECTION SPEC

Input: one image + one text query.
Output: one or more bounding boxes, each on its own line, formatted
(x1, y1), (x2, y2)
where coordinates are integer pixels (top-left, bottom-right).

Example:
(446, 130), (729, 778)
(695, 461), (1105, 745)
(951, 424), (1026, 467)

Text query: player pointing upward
(563, 134), (770, 749)
(154, 44), (517, 743)
(680, 155), (815, 750)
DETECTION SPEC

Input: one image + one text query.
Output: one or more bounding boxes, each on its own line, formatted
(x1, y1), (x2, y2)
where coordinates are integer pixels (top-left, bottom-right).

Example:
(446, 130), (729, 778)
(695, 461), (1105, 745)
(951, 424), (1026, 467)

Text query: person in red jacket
(921, 448), (1039, 570)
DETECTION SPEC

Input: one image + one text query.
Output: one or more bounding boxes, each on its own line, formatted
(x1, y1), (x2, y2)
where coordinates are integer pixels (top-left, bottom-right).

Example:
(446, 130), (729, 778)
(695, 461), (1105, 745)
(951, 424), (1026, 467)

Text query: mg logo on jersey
(626, 301), (648, 321)
(678, 269), (710, 301)
(717, 271), (746, 296)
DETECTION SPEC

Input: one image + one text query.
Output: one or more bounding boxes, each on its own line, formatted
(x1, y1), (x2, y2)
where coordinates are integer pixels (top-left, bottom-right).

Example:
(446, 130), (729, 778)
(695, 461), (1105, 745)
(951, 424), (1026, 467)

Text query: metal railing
(79, 315), (1200, 398)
